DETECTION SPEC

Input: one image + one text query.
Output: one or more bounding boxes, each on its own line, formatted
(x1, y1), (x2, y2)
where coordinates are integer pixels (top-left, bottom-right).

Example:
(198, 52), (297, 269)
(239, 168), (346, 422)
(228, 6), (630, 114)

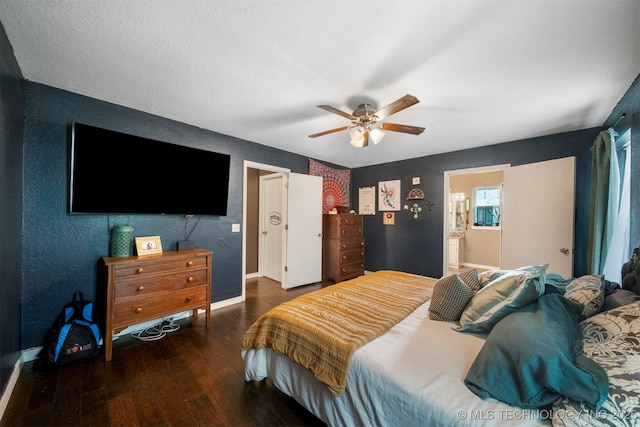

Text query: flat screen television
(69, 122), (230, 216)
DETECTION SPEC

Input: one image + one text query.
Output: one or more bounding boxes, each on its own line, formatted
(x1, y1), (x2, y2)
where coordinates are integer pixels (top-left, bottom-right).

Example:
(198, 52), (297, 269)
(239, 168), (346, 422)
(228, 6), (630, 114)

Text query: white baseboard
(462, 262), (499, 271)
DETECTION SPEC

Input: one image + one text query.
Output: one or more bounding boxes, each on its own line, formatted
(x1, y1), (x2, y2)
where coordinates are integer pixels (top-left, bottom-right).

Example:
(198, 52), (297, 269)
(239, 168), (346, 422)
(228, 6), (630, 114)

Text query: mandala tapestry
(309, 159), (351, 213)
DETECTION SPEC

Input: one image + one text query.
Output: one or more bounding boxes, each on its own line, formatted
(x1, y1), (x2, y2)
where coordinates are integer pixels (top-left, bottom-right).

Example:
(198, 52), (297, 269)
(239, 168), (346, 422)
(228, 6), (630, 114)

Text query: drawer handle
(135, 307), (143, 314)
(187, 276), (194, 282)
(137, 268), (144, 274)
(136, 286), (145, 292)
(187, 261), (193, 266)
(342, 244), (347, 249)
(360, 242), (364, 246)
(360, 252), (364, 256)
(342, 255), (346, 260)
(186, 296), (192, 302)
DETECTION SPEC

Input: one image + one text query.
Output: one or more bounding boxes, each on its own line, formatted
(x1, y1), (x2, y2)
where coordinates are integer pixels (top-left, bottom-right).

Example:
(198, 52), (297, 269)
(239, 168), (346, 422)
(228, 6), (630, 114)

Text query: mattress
(243, 300), (549, 426)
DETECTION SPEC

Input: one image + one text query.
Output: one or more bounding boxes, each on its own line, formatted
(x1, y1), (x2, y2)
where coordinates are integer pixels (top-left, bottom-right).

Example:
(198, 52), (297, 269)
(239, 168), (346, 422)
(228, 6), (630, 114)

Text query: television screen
(69, 122), (230, 216)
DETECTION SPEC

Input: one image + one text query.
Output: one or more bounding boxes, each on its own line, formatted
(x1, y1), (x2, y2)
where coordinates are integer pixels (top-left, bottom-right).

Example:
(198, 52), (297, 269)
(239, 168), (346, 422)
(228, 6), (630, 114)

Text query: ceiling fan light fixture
(370, 128), (384, 144)
(349, 126), (365, 147)
(310, 94), (423, 147)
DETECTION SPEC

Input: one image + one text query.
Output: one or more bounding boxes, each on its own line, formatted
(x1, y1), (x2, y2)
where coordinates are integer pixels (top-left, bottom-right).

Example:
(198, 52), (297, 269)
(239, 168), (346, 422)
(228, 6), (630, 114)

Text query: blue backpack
(37, 291), (101, 367)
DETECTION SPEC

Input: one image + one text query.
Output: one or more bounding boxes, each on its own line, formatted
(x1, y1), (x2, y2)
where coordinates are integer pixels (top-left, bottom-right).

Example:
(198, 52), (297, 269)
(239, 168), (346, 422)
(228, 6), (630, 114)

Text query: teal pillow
(465, 293), (609, 409)
(456, 267), (546, 333)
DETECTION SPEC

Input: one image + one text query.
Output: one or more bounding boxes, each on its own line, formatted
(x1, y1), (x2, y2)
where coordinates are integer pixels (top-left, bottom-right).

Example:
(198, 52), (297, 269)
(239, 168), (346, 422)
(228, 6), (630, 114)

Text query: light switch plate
(232, 223), (240, 232)
(412, 177), (420, 185)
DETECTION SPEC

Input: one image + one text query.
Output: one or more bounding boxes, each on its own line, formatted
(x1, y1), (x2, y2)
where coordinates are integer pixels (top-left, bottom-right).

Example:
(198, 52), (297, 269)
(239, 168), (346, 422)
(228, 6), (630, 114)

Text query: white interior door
(282, 173), (323, 289)
(260, 174), (284, 282)
(501, 157), (575, 277)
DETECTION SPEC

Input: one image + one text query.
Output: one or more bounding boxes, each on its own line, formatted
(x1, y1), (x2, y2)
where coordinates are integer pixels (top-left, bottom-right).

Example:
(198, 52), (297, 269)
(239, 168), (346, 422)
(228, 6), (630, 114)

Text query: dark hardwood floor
(1, 277), (329, 427)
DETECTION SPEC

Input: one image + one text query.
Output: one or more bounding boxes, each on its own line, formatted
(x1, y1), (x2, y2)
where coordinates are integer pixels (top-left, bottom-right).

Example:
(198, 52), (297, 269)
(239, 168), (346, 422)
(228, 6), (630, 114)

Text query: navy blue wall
(0, 22), (24, 397)
(352, 129), (599, 279)
(21, 82), (313, 349)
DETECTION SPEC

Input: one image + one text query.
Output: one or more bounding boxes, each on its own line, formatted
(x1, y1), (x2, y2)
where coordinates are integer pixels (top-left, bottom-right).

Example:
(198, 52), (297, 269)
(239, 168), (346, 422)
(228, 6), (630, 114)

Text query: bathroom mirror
(449, 193), (465, 231)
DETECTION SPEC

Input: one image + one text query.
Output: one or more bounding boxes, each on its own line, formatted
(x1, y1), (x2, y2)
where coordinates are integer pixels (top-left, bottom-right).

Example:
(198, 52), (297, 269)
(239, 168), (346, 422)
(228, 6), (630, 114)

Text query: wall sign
(269, 211), (281, 225)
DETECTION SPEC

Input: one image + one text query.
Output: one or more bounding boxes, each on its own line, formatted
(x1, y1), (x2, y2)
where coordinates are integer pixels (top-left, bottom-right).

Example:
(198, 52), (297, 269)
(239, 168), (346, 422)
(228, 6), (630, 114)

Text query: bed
(242, 268), (640, 427)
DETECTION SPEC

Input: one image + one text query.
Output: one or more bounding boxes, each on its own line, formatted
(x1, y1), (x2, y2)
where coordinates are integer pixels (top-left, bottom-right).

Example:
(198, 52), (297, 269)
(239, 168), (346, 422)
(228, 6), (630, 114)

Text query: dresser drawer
(338, 225), (363, 239)
(113, 285), (208, 327)
(114, 270), (207, 299)
(338, 262), (364, 279)
(339, 248), (365, 264)
(338, 239), (365, 251)
(339, 215), (362, 226)
(113, 256), (208, 279)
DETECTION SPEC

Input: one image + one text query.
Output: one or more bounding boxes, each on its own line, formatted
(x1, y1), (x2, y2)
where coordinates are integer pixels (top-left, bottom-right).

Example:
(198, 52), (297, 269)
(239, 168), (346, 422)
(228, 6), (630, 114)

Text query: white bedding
(243, 301), (550, 426)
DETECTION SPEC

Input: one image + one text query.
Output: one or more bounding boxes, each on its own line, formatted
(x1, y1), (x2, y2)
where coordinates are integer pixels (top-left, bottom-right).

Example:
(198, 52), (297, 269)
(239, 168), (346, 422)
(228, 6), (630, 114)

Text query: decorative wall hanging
(409, 203), (422, 219)
(358, 186), (376, 215)
(406, 187), (425, 201)
(309, 158), (351, 213)
(378, 180), (401, 211)
(383, 212), (395, 225)
(406, 185), (425, 219)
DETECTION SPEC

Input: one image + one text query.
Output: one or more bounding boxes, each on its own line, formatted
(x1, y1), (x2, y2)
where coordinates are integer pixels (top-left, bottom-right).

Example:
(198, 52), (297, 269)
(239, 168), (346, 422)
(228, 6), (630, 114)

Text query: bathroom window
(473, 186), (501, 227)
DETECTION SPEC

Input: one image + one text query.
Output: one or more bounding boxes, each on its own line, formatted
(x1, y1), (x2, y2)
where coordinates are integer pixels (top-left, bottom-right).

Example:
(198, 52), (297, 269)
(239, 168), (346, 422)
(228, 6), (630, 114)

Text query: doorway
(242, 162), (323, 298)
(443, 158), (576, 277)
(443, 165), (509, 276)
(242, 161), (289, 301)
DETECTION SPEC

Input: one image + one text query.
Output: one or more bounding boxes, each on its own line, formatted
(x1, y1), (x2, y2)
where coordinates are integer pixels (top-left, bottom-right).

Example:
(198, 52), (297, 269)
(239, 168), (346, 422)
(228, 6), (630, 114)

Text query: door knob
(559, 247), (570, 255)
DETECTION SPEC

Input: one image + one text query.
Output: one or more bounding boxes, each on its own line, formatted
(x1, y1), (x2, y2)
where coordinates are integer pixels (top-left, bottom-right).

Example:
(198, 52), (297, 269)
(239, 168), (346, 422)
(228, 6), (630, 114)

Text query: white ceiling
(1, 1), (639, 168)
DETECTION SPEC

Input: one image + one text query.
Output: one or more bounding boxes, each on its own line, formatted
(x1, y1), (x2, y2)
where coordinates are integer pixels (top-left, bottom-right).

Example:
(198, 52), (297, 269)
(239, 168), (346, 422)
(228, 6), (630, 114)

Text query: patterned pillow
(428, 274), (473, 322)
(459, 269), (482, 293)
(565, 275), (605, 318)
(552, 301), (640, 426)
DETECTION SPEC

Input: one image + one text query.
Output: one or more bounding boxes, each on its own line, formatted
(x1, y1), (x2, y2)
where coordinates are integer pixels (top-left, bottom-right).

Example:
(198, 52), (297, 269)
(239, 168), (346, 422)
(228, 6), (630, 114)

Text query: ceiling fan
(308, 94), (425, 148)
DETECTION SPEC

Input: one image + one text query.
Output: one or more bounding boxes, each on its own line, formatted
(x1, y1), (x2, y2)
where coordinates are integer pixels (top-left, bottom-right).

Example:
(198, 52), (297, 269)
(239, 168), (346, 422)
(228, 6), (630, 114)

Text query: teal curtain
(587, 129), (620, 274)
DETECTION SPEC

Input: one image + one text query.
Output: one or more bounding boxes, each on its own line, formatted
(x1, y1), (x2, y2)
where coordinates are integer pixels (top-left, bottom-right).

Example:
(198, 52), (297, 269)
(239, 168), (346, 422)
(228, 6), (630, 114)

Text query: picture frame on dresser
(135, 235), (163, 256)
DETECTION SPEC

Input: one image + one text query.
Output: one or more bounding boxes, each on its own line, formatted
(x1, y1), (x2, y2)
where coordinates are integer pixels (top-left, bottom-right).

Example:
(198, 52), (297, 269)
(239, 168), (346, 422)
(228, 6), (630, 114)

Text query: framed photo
(135, 236), (163, 256)
(378, 180), (401, 211)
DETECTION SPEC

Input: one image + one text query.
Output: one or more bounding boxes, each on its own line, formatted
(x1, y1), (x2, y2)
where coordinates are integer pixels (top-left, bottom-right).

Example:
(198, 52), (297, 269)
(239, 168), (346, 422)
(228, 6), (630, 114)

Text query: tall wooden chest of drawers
(322, 214), (364, 283)
(100, 248), (212, 361)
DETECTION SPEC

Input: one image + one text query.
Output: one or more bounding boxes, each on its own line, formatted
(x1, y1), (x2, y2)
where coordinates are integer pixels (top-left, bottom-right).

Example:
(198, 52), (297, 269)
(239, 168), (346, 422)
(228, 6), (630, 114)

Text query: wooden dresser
(100, 248), (212, 361)
(322, 214), (365, 283)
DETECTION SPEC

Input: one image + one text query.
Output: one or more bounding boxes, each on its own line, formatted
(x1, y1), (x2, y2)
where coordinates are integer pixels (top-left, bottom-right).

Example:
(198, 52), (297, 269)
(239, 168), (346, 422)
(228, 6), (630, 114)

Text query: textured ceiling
(1, 1), (639, 168)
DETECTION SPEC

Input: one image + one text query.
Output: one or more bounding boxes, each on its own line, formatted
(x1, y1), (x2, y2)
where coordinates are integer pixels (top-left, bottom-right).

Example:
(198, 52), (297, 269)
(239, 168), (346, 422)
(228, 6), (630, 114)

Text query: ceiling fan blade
(381, 122), (425, 135)
(308, 126), (349, 138)
(317, 104), (354, 120)
(375, 94), (420, 120)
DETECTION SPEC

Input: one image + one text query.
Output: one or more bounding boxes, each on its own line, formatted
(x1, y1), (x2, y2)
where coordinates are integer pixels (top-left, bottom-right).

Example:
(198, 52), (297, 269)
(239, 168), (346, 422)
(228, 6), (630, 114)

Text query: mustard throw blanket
(242, 270), (436, 395)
